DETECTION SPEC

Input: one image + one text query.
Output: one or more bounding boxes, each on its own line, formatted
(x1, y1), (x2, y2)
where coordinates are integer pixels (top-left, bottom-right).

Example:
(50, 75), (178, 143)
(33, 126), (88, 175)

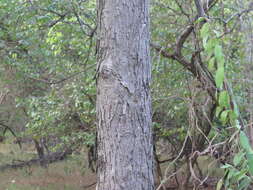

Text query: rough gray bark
(236, 0), (253, 146)
(96, 0), (154, 190)
(240, 1), (253, 146)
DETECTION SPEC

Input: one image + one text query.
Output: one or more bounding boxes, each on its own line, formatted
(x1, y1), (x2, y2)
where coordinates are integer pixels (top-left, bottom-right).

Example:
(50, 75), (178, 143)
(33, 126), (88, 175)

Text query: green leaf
(195, 17), (207, 24)
(215, 45), (222, 60)
(215, 67), (224, 88)
(239, 177), (251, 190)
(215, 106), (223, 117)
(216, 179), (223, 190)
(200, 23), (210, 39)
(246, 153), (253, 176)
(233, 151), (245, 166)
(227, 168), (237, 180)
(206, 38), (218, 55)
(220, 110), (230, 125)
(229, 111), (237, 124)
(232, 99), (240, 118)
(221, 164), (233, 169)
(208, 57), (215, 71)
(219, 91), (230, 108)
(203, 36), (208, 48)
(240, 131), (252, 153)
(235, 170), (247, 181)
(214, 44), (225, 67)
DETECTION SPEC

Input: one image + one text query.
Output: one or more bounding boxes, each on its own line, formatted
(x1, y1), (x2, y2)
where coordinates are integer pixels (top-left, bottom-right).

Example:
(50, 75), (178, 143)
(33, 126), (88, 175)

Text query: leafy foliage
(0, 0), (253, 189)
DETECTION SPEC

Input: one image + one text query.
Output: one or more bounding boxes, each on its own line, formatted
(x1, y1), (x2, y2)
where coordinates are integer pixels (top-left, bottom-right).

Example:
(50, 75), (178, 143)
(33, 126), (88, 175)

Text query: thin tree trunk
(244, 14), (253, 147)
(245, 22), (253, 147)
(33, 139), (45, 167)
(96, 0), (154, 190)
(239, 0), (253, 146)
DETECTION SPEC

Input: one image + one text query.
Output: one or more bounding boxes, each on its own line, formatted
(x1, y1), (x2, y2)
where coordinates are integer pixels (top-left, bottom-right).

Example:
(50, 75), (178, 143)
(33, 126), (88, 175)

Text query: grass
(0, 142), (96, 190)
(0, 141), (223, 190)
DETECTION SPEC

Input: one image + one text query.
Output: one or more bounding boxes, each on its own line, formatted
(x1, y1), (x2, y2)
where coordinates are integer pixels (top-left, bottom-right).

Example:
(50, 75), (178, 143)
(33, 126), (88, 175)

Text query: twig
(82, 182), (96, 189)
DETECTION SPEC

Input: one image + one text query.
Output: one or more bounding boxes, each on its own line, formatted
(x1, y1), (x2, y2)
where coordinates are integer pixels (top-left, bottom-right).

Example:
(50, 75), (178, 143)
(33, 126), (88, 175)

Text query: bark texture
(240, 1), (253, 146)
(96, 0), (154, 190)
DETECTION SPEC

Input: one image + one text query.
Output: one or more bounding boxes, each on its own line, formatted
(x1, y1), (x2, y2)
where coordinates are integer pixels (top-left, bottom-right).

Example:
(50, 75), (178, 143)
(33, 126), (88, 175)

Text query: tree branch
(0, 122), (22, 149)
(194, 0), (205, 17)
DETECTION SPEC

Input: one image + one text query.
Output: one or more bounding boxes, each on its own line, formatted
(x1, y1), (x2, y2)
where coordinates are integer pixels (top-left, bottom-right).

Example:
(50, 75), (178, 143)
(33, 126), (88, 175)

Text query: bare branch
(150, 43), (193, 72)
(0, 122), (22, 149)
(194, 0), (205, 17)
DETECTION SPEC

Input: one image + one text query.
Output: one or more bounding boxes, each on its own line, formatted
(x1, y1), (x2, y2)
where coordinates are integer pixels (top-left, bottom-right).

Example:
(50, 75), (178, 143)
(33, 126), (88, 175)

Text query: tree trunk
(239, 0), (253, 146)
(96, 0), (154, 190)
(33, 139), (45, 167)
(244, 20), (253, 147)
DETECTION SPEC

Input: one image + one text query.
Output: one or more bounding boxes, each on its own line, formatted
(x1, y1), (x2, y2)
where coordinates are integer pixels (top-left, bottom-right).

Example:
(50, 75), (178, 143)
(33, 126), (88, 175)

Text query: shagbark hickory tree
(96, 0), (154, 190)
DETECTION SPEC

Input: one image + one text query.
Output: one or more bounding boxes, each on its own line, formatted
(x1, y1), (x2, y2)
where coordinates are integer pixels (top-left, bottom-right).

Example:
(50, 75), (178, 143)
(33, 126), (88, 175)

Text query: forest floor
(0, 142), (96, 190)
(0, 142), (222, 190)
